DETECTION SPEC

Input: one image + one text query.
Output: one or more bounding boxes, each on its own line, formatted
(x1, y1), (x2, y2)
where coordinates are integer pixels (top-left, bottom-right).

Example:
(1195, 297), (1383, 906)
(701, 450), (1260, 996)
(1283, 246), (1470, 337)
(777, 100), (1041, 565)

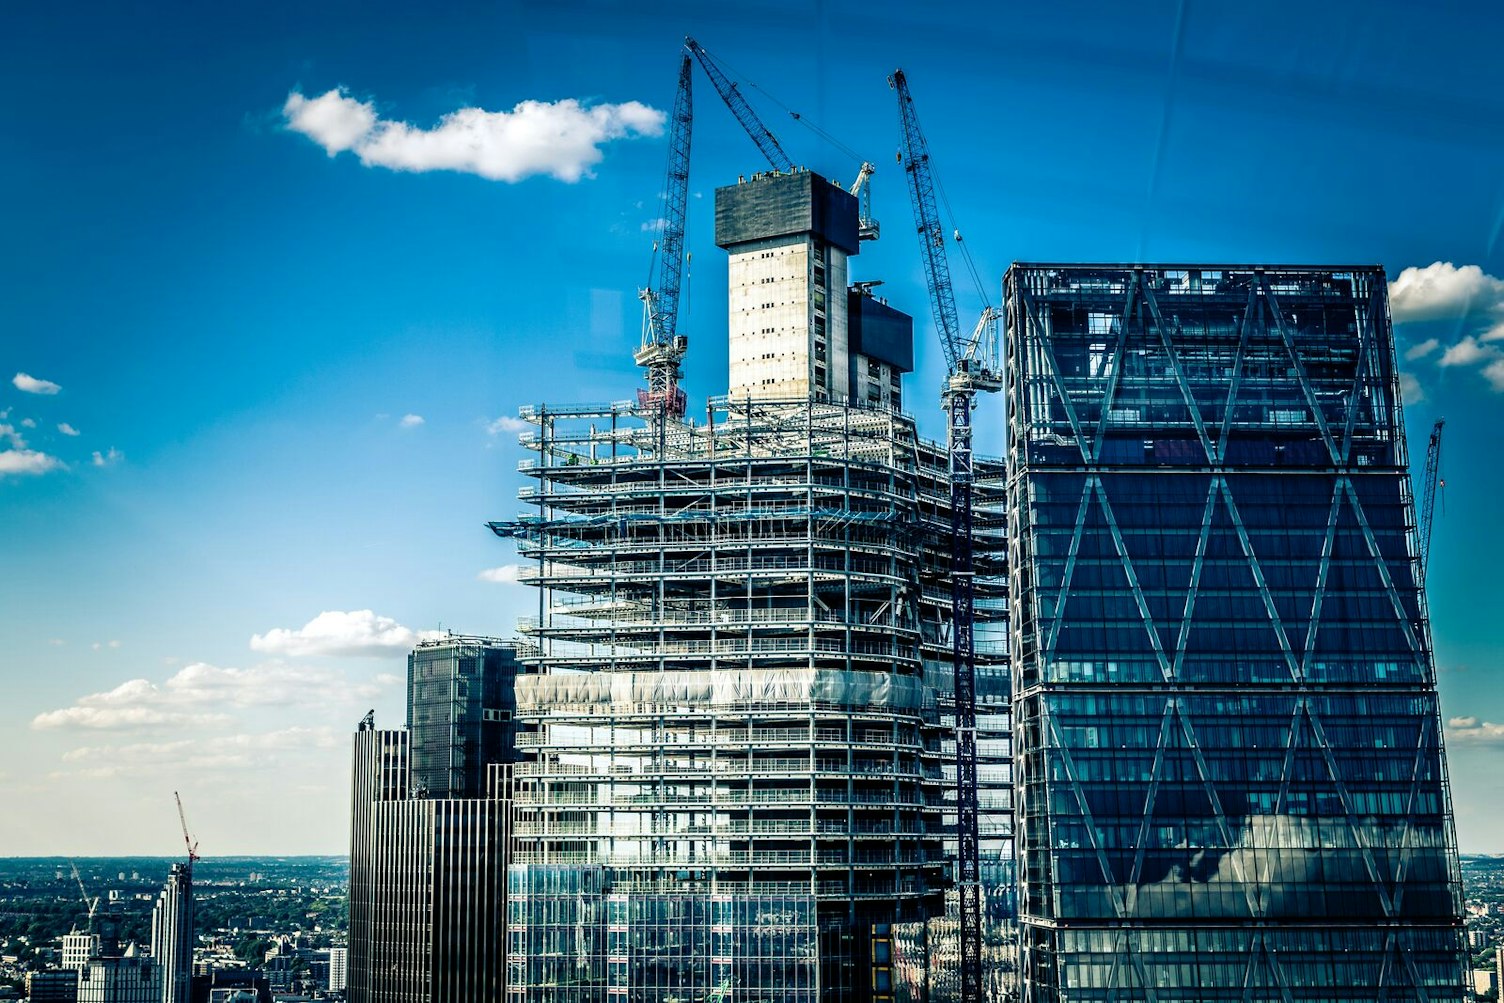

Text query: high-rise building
(348, 638), (520, 1003)
(718, 170), (858, 402)
(150, 862), (192, 1003)
(62, 932), (100, 971)
(407, 637), (525, 798)
(1003, 264), (1467, 1000)
(501, 169), (1011, 1002)
(77, 914), (160, 1003)
(326, 946), (348, 992)
(27, 969), (80, 1003)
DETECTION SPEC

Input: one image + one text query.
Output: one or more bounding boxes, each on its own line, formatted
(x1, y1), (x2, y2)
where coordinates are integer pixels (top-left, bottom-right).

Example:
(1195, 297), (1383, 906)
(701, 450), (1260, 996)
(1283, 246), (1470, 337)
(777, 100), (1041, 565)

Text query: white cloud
(1404, 338), (1440, 361)
(32, 660), (397, 733)
(0, 449), (63, 476)
(1398, 372), (1424, 404)
(1391, 262), (1504, 323)
(283, 87), (664, 183)
(20, 417), (35, 428)
(32, 676), (232, 731)
(486, 415), (529, 436)
(58, 726), (342, 778)
(58, 422), (80, 436)
(1484, 359), (1504, 393)
(34, 705), (227, 731)
(13, 372), (61, 395)
(0, 423), (25, 448)
(1448, 716), (1504, 744)
(249, 609), (439, 657)
(1438, 336), (1498, 368)
(641, 217), (666, 233)
(399, 413), (425, 428)
(478, 564), (528, 584)
(1485, 320), (1504, 343)
(91, 447), (122, 467)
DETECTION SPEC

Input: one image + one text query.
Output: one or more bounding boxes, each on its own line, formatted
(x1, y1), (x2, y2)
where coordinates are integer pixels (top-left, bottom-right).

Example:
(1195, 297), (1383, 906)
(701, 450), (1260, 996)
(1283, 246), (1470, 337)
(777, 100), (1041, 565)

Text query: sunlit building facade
(1004, 264), (1467, 1001)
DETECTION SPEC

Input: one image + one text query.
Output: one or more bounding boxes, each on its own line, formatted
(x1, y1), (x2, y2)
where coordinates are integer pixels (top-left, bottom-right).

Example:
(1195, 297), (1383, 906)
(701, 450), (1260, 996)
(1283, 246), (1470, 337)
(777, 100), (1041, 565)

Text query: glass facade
(407, 637), (524, 799)
(1004, 264), (1466, 1001)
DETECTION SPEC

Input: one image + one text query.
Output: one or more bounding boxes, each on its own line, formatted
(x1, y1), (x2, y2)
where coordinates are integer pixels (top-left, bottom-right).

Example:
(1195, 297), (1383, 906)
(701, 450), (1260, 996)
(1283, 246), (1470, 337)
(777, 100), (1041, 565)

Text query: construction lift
(634, 53), (694, 420)
(1419, 418), (1445, 584)
(890, 67), (1001, 1003)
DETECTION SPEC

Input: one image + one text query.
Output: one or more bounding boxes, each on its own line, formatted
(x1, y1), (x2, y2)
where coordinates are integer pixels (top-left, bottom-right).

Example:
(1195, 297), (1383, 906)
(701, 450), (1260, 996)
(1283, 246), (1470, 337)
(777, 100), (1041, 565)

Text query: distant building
(323, 948), (346, 993)
(150, 863), (193, 1003)
(61, 933), (99, 972)
(25, 970), (79, 1003)
(349, 636), (520, 1003)
(77, 946), (159, 1003)
(193, 969), (270, 1003)
(1473, 968), (1497, 998)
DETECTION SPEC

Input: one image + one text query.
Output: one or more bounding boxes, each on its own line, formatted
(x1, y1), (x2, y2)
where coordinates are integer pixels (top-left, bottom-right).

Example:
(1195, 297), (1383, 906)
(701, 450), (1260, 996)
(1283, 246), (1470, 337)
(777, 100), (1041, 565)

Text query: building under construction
(497, 170), (1015, 1001)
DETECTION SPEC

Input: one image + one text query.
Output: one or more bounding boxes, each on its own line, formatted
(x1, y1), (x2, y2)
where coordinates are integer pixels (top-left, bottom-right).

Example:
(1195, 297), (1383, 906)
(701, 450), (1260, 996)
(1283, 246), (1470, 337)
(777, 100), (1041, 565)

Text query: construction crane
(850, 161), (880, 241)
(174, 791), (200, 875)
(69, 860), (99, 930)
(685, 37), (793, 173)
(1419, 418), (1445, 583)
(634, 53), (694, 420)
(686, 37), (881, 243)
(890, 67), (1000, 1003)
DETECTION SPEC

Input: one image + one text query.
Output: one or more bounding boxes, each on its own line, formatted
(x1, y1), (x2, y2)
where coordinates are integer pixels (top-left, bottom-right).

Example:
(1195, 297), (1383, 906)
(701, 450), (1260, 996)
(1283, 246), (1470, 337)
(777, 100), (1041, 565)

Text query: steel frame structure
(492, 395), (1008, 1001)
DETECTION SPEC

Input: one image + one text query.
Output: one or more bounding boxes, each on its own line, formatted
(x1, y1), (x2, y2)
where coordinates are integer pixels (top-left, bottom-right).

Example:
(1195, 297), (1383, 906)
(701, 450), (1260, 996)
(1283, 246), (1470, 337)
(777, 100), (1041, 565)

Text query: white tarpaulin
(516, 667), (933, 715)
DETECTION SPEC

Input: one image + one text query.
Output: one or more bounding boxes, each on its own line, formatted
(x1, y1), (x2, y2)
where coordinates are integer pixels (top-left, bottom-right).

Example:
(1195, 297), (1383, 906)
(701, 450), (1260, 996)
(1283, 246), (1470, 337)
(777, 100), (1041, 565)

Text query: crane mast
(891, 67), (999, 1003)
(635, 53), (694, 420)
(1419, 418), (1445, 583)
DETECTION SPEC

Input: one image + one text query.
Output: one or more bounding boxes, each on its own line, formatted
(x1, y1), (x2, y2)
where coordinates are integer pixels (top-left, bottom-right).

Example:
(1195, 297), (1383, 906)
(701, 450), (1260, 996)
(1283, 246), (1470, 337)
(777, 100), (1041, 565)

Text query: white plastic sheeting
(516, 667), (934, 716)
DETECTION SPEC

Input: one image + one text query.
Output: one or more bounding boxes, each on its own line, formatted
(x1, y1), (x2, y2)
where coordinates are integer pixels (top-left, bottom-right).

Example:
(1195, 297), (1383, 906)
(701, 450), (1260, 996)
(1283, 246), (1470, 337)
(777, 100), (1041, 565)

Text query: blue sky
(2, 0), (1502, 855)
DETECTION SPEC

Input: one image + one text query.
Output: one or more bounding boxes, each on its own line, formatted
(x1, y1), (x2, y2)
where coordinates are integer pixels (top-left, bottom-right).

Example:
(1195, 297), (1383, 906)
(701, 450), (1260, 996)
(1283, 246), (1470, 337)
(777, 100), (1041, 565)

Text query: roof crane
(69, 860), (99, 930)
(850, 161), (880, 241)
(890, 67), (1000, 1003)
(1419, 418), (1445, 583)
(686, 38), (882, 242)
(684, 37), (793, 173)
(174, 791), (200, 875)
(634, 53), (694, 421)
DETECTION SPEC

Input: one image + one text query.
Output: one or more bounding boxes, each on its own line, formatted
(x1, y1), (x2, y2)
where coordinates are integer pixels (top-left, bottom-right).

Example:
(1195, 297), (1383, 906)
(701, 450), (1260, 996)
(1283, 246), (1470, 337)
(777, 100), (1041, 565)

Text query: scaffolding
(499, 396), (1012, 1002)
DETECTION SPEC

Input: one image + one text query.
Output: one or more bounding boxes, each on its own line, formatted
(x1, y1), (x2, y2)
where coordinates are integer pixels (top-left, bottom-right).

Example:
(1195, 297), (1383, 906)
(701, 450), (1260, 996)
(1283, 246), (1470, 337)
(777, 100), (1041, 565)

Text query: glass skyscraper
(1003, 264), (1466, 1001)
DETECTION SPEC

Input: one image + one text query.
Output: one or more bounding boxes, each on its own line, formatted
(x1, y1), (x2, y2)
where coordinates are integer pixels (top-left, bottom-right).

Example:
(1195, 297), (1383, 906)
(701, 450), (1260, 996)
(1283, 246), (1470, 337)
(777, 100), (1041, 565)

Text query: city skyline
(4, 1), (1504, 857)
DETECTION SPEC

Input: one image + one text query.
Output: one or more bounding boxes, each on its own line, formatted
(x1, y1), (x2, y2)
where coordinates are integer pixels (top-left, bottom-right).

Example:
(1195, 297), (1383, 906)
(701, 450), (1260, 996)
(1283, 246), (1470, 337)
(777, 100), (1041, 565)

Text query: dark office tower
(1003, 264), (1467, 1002)
(349, 639), (520, 1003)
(149, 863), (192, 1003)
(407, 637), (525, 798)
(349, 724), (409, 1003)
